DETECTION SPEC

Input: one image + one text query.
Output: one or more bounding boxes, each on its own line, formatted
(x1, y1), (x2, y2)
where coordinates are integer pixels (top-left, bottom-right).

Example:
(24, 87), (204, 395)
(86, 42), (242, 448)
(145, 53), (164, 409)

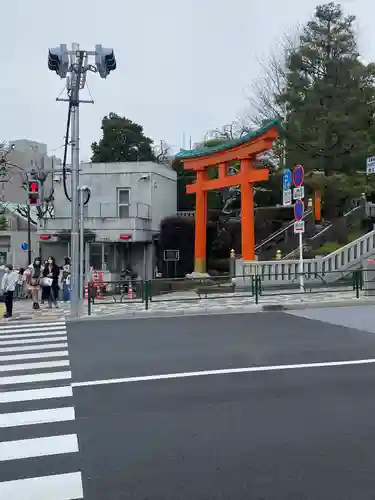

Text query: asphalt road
(65, 310), (375, 500)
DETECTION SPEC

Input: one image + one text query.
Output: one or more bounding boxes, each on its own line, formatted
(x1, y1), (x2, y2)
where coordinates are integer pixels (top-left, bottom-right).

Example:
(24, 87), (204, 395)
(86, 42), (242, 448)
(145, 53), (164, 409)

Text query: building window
(117, 189), (130, 218)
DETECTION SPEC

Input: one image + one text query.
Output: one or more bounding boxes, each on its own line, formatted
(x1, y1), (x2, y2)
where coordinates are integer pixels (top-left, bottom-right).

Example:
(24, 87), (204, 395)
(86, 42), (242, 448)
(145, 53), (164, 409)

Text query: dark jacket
(43, 264), (60, 286)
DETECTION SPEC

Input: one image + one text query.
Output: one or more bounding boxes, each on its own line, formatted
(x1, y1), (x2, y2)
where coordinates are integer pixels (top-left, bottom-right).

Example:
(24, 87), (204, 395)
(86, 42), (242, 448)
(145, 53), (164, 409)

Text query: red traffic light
(29, 181), (39, 192)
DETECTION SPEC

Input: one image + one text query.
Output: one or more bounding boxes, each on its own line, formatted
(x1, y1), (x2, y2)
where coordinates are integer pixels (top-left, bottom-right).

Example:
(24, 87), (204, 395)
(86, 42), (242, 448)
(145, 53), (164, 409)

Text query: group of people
(1, 256), (71, 318)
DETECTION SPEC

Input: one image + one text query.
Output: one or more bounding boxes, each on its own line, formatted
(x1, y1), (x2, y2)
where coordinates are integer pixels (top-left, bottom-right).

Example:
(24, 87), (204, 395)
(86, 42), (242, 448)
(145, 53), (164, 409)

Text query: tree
(171, 157), (195, 211)
(282, 3), (375, 175)
(248, 33), (298, 127)
(91, 113), (155, 163)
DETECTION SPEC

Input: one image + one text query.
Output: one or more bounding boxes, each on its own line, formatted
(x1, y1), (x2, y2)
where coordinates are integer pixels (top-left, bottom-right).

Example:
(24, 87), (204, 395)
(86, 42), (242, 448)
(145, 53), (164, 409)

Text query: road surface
(2, 309), (375, 498)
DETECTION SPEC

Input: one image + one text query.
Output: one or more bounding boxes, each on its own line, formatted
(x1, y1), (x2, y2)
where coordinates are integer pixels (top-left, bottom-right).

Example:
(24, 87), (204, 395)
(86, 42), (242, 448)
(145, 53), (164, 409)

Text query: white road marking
(73, 358), (375, 388)
(0, 359), (70, 372)
(1, 371), (71, 385)
(0, 321), (66, 331)
(0, 472), (83, 500)
(0, 342), (68, 353)
(0, 434), (79, 461)
(0, 328), (67, 339)
(0, 336), (67, 346)
(0, 350), (69, 362)
(0, 407), (75, 428)
(0, 386), (73, 403)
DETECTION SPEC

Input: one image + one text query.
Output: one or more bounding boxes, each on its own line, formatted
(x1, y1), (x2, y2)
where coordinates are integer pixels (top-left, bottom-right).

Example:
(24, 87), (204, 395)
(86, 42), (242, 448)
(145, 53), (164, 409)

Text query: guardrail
(86, 269), (370, 315)
(283, 205), (365, 259)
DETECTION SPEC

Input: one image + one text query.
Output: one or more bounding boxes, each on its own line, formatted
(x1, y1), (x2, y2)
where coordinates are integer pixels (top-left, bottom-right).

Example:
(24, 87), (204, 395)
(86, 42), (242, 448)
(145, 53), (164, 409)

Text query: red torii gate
(176, 120), (279, 273)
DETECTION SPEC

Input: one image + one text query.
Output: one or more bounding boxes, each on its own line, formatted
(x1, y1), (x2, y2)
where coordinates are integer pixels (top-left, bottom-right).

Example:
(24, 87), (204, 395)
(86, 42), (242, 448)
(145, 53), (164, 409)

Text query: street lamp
(47, 43), (117, 317)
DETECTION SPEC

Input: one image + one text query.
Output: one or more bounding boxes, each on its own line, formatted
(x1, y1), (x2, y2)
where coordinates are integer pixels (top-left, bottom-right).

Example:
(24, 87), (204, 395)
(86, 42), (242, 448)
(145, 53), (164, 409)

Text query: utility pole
(48, 43), (117, 317)
(27, 206), (32, 265)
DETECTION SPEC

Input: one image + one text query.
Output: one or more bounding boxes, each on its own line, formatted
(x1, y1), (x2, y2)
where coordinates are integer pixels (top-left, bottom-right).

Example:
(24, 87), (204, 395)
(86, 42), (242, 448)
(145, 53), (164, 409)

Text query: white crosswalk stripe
(0, 319), (83, 499)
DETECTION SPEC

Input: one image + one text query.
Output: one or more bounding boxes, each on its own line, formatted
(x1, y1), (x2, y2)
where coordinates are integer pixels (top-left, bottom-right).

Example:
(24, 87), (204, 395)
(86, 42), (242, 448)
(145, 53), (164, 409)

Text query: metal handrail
(255, 209), (312, 252)
(283, 205), (363, 259)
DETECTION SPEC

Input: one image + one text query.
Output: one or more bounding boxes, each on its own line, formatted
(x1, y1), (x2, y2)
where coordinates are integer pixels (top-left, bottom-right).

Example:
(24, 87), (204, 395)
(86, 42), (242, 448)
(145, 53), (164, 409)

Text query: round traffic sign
(294, 199), (304, 221)
(20, 242), (28, 251)
(293, 164), (304, 188)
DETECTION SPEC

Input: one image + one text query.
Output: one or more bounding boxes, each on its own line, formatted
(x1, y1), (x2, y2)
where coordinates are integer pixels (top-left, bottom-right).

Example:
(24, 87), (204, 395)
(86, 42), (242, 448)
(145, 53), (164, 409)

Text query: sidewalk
(2, 288), (372, 322)
(77, 288), (372, 320)
(0, 300), (69, 323)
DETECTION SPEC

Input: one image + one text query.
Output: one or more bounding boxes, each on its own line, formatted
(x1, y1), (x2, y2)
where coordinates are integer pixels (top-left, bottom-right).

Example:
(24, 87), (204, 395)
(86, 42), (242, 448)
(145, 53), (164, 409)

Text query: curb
(280, 297), (375, 311)
(66, 305), (263, 322)
(65, 298), (375, 322)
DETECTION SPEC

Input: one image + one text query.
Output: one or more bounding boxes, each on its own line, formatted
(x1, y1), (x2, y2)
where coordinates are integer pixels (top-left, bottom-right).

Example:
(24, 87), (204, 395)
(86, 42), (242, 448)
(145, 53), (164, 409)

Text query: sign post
(282, 169), (292, 206)
(293, 165), (305, 292)
(366, 156), (375, 174)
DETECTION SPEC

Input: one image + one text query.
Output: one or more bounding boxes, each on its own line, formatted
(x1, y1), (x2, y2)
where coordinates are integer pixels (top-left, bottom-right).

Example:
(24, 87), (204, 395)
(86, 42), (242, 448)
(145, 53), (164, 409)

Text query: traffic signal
(27, 180), (41, 206)
(48, 44), (69, 78)
(95, 45), (117, 79)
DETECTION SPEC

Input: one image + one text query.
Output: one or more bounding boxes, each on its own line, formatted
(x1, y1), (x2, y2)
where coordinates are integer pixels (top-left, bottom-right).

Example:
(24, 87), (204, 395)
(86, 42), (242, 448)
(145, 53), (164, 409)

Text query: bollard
(276, 249), (282, 260)
(145, 280), (149, 310)
(229, 248), (236, 279)
(87, 282), (92, 316)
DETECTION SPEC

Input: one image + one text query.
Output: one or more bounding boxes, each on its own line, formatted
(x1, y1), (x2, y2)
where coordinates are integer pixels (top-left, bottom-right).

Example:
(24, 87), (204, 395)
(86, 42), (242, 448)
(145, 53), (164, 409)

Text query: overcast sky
(0, 0), (373, 161)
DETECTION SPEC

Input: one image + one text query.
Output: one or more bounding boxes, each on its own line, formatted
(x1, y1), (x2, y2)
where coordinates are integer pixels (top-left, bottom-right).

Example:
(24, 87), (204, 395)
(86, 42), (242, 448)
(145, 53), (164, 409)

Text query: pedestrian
(16, 268), (25, 299)
(1, 264), (18, 318)
(29, 257), (42, 310)
(41, 260), (49, 304)
(42, 256), (60, 308)
(61, 257), (71, 302)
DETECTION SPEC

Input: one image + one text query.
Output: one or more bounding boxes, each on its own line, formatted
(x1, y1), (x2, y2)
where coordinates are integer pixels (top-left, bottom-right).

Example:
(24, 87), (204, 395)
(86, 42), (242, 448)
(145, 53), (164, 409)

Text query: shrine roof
(176, 118), (279, 159)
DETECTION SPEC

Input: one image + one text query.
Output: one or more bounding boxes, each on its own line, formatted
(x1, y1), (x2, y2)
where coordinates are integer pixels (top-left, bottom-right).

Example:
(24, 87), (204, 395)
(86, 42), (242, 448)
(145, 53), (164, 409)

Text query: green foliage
(281, 3), (375, 174)
(274, 2), (375, 216)
(315, 229), (364, 255)
(91, 113), (155, 163)
(171, 158), (195, 211)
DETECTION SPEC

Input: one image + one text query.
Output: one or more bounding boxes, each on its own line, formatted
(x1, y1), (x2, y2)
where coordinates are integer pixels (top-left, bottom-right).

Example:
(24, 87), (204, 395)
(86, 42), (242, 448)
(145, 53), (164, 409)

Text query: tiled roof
(175, 118), (280, 160)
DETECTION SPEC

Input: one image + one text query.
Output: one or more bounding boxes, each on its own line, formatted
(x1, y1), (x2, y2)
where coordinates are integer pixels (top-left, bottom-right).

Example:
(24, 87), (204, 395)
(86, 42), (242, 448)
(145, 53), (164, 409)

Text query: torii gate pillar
(176, 120), (279, 274)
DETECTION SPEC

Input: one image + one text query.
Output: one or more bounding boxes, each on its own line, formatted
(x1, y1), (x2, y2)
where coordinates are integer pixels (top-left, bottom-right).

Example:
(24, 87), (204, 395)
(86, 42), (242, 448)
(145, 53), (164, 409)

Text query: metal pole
(299, 231), (304, 292)
(282, 103), (287, 169)
(79, 187), (85, 302)
(70, 44), (83, 317)
(27, 205), (32, 265)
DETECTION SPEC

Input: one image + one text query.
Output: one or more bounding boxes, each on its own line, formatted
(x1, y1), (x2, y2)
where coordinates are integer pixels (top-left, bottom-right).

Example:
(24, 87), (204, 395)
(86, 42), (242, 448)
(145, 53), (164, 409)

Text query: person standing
(1, 264), (18, 318)
(43, 256), (60, 308)
(29, 257), (42, 310)
(61, 257), (71, 302)
(41, 260), (49, 304)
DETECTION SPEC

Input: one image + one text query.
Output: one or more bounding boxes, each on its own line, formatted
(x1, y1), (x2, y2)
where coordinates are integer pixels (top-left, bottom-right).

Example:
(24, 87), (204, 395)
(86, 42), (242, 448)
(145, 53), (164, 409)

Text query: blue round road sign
(293, 164), (304, 188)
(294, 199), (304, 221)
(20, 242), (28, 251)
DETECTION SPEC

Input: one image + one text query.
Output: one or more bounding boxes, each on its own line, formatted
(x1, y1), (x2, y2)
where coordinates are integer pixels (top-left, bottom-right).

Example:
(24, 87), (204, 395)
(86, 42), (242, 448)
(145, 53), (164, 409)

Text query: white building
(39, 161), (177, 279)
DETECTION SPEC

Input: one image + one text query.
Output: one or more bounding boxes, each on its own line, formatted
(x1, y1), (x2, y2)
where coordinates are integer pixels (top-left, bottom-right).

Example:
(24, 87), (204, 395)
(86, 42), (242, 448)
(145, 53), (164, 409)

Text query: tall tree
(281, 3), (375, 174)
(91, 113), (155, 163)
(276, 3), (375, 216)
